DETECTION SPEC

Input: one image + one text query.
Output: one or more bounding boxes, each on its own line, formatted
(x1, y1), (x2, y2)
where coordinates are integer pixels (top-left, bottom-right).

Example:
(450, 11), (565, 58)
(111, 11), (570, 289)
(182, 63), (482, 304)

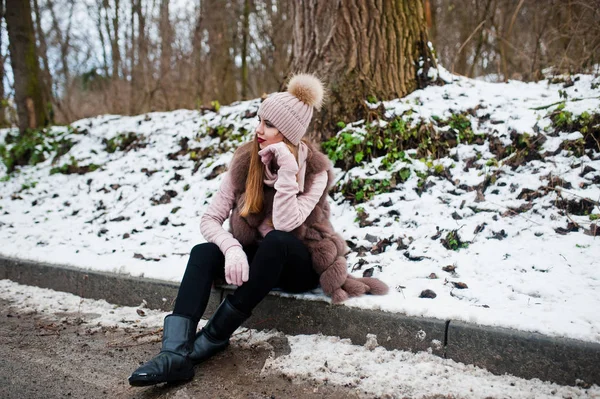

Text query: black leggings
(173, 230), (319, 322)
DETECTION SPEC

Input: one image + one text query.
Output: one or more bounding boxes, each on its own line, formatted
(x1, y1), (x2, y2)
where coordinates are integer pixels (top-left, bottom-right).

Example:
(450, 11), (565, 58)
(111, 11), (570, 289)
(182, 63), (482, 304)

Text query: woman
(128, 73), (388, 386)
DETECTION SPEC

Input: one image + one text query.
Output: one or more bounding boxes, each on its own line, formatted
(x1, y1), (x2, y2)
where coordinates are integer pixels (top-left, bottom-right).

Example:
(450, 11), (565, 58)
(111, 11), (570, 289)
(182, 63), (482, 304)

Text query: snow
(1, 72), (599, 345)
(1, 279), (598, 398)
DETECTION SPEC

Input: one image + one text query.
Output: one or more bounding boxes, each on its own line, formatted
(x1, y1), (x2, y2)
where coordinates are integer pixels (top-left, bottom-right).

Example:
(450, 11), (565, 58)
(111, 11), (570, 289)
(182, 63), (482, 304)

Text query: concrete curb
(1, 255), (599, 387)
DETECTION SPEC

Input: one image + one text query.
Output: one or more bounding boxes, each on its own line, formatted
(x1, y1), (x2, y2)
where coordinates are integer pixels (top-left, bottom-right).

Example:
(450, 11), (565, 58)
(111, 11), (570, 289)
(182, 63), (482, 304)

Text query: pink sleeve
(200, 172), (243, 254)
(272, 169), (329, 231)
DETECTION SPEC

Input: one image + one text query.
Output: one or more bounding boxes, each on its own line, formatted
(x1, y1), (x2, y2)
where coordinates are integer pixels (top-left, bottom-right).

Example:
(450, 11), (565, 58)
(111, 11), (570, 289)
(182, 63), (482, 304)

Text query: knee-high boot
(189, 295), (250, 364)
(128, 314), (196, 386)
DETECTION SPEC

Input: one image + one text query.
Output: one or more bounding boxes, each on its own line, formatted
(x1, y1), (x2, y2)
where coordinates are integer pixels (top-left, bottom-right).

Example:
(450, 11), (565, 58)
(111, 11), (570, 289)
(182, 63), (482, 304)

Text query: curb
(1, 255), (599, 387)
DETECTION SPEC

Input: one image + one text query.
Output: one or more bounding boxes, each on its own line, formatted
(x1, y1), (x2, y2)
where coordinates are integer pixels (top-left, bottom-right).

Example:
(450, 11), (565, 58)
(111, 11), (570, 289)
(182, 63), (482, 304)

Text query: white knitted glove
(258, 142), (298, 172)
(224, 246), (249, 286)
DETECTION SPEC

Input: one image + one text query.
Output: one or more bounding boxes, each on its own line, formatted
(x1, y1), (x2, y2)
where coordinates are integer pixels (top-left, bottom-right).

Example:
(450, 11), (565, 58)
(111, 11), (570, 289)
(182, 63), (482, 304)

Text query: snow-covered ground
(1, 69), (599, 344)
(1, 279), (598, 399)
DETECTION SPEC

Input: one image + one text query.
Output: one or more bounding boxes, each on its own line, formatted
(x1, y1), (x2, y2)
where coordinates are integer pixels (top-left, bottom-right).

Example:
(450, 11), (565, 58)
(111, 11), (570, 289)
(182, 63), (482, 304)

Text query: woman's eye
(266, 122), (274, 128)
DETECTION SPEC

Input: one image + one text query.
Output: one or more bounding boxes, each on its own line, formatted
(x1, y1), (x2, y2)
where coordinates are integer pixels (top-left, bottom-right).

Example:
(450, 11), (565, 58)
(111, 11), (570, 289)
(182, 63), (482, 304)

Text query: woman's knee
(263, 230), (297, 246)
(190, 242), (222, 261)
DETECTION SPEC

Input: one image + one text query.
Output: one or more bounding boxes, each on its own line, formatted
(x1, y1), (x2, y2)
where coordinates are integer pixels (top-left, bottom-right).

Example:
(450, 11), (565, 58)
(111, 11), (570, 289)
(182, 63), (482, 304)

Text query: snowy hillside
(1, 69), (599, 343)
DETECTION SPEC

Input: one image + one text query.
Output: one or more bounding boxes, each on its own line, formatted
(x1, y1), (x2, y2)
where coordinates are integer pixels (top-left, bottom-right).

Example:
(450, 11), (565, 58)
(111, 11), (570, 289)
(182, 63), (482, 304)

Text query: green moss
(323, 112), (484, 172)
(0, 127), (74, 173)
(486, 158), (499, 167)
(433, 163), (445, 175)
(441, 230), (469, 251)
(50, 156), (100, 175)
(21, 181), (38, 191)
(103, 132), (144, 153)
(549, 107), (600, 154)
(336, 177), (393, 204)
(448, 114), (474, 144)
(366, 95), (379, 104)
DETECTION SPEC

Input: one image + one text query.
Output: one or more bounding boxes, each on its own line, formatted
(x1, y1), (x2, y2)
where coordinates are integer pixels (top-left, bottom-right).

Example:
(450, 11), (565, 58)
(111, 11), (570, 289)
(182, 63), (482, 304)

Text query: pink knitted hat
(258, 74), (325, 145)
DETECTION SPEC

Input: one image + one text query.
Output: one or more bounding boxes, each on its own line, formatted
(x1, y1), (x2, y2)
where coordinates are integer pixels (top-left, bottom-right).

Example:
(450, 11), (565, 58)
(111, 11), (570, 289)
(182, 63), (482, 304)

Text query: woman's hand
(224, 246), (249, 286)
(258, 142), (298, 172)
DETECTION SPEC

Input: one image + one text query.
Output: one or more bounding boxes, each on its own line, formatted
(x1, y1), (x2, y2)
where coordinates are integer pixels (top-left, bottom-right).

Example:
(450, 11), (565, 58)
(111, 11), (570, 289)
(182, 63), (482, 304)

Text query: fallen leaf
(452, 282), (469, 289)
(419, 290), (437, 299)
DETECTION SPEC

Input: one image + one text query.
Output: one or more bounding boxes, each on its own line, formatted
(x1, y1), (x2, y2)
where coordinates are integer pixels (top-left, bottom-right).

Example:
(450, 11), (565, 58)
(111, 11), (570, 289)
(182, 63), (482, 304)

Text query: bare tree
(31, 0), (54, 107)
(95, 1), (110, 78)
(291, 0), (436, 141)
(46, 0), (74, 86)
(5, 0), (50, 133)
(45, 0), (77, 121)
(191, 0), (205, 104)
(240, 0), (250, 99)
(203, 0), (239, 105)
(159, 0), (172, 79)
(158, 0), (173, 108)
(128, 0), (136, 113)
(0, 0), (6, 127)
(108, 0), (121, 79)
(251, 0), (293, 96)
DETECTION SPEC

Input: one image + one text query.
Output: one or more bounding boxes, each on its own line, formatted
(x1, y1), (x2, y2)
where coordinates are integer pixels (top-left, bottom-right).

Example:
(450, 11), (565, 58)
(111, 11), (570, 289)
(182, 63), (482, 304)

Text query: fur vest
(227, 141), (388, 303)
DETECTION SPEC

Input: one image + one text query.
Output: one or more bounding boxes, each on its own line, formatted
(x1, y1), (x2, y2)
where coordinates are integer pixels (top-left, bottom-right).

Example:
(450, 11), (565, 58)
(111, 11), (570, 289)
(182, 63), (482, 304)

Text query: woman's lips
(257, 137), (266, 143)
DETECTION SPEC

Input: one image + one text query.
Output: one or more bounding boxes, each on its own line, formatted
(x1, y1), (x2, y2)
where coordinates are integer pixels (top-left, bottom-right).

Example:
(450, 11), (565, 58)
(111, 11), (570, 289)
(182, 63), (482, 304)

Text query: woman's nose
(255, 120), (264, 134)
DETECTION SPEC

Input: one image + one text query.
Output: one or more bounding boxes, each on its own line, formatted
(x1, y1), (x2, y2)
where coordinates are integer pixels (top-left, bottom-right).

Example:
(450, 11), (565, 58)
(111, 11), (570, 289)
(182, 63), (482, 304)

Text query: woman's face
(255, 116), (284, 149)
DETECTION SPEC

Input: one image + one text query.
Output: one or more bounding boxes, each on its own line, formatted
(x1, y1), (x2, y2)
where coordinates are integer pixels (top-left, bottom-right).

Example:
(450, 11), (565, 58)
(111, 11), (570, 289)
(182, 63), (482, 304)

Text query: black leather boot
(128, 314), (196, 386)
(189, 295), (250, 364)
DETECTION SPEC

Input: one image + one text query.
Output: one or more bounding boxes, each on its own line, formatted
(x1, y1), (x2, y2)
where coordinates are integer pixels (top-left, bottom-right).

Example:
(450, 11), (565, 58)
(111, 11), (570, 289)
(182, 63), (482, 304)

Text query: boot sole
(128, 370), (194, 387)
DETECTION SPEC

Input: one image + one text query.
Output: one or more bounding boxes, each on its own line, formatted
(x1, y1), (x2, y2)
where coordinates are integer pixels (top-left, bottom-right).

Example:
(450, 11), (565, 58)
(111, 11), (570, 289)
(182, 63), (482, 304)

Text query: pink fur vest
(227, 141), (388, 303)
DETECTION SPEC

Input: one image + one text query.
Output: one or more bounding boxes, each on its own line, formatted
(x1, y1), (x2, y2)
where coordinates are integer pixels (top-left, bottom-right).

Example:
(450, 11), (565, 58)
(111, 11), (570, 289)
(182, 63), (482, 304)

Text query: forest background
(1, 0), (599, 135)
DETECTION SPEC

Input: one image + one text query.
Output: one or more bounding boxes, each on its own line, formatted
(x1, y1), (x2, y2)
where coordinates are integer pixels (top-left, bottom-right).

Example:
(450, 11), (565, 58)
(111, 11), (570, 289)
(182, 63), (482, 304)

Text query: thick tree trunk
(202, 0), (238, 105)
(291, 0), (435, 141)
(5, 0), (49, 133)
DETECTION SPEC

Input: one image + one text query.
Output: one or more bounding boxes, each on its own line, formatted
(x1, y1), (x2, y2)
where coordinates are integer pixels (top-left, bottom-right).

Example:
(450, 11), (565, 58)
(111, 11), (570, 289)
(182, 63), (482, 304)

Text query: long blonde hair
(239, 136), (299, 217)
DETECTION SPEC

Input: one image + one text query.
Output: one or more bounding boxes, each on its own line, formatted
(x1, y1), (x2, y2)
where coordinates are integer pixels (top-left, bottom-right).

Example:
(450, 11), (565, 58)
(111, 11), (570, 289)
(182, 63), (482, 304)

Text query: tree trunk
(240, 0), (250, 99)
(159, 0), (172, 80)
(133, 0), (148, 111)
(0, 0), (7, 127)
(99, 0), (121, 81)
(129, 0), (136, 113)
(46, 0), (73, 86)
(96, 1), (110, 78)
(291, 0), (436, 141)
(159, 0), (172, 108)
(191, 0), (205, 104)
(31, 0), (53, 105)
(111, 0), (121, 79)
(5, 0), (50, 133)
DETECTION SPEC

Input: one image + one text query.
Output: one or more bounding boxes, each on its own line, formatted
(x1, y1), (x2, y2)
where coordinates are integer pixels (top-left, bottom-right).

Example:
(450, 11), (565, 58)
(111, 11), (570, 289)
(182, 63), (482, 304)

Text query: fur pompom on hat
(258, 73), (325, 145)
